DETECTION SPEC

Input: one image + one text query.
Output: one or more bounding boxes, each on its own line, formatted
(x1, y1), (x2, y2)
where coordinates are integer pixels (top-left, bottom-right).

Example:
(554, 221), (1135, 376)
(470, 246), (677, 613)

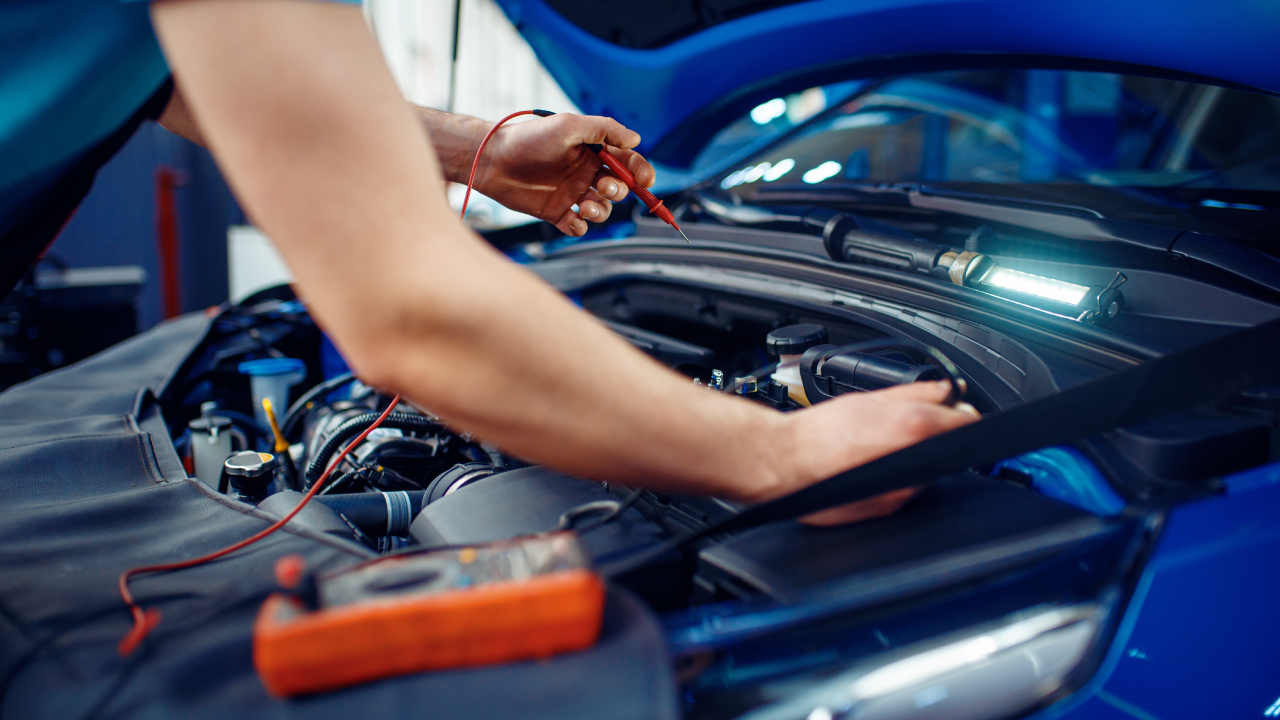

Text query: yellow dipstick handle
(262, 398), (290, 454)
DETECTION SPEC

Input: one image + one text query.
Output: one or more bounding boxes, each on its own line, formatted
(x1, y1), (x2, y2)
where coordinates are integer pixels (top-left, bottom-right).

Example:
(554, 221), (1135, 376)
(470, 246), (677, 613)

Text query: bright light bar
(978, 266), (1090, 306)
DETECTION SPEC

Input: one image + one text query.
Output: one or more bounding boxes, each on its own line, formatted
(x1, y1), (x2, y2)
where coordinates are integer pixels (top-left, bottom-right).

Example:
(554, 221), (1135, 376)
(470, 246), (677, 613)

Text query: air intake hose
(305, 412), (441, 484)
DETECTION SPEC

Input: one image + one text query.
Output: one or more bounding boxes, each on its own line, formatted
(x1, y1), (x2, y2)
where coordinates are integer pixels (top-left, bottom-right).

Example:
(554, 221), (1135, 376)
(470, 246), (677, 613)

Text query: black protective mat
(0, 314), (678, 720)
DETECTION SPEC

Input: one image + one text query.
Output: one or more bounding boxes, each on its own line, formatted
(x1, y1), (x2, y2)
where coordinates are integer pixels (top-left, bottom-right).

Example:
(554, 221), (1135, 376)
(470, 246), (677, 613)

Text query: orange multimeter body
(253, 531), (605, 697)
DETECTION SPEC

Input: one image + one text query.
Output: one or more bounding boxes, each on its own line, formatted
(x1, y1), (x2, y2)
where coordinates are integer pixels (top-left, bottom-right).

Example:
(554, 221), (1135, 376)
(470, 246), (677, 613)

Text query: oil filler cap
(766, 324), (829, 356)
(225, 451), (277, 501)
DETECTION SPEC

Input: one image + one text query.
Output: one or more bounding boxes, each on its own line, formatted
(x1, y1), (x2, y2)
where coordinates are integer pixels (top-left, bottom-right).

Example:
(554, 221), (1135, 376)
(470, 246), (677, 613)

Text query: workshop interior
(2, 1), (1280, 719)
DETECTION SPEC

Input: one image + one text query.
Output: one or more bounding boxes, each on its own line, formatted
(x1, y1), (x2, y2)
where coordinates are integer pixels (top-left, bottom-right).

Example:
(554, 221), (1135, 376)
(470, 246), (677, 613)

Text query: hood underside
(496, 0), (1280, 166)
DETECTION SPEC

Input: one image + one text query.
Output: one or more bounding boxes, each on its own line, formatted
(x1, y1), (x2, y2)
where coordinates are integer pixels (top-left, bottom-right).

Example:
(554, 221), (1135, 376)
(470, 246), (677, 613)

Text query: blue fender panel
(1035, 462), (1280, 719)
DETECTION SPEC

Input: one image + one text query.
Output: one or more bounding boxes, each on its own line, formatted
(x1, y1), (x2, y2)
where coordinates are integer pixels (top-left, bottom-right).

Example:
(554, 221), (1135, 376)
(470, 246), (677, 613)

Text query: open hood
(495, 0), (1280, 167)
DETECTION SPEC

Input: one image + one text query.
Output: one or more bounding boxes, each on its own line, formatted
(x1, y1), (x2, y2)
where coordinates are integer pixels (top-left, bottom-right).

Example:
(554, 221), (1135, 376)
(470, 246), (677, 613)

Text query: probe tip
(677, 227), (691, 244)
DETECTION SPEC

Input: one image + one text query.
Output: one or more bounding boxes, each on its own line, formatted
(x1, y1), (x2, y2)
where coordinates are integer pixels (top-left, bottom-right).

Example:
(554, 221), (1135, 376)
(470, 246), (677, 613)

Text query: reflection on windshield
(690, 82), (864, 175)
(717, 70), (1280, 194)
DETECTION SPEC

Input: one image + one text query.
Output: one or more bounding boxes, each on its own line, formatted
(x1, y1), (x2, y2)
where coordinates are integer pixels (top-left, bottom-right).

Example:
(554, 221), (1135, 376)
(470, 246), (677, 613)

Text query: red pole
(155, 167), (183, 319)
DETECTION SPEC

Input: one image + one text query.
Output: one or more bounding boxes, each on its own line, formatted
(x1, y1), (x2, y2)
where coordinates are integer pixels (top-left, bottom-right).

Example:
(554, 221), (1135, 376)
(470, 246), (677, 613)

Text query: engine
(166, 292), (951, 572)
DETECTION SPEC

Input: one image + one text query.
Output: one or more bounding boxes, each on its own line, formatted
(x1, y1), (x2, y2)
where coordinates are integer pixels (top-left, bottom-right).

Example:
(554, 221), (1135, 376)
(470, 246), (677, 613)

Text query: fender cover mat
(0, 315), (678, 720)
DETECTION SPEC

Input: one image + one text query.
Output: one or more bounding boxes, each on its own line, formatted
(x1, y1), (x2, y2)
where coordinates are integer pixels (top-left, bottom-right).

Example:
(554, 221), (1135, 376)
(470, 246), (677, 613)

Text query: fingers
(801, 486), (920, 527)
(782, 381), (981, 489)
(604, 146), (656, 189)
(745, 378), (981, 530)
(594, 171), (628, 202)
(868, 379), (953, 403)
(866, 380), (980, 417)
(553, 190), (614, 234)
(553, 207), (588, 237)
(575, 190), (613, 223)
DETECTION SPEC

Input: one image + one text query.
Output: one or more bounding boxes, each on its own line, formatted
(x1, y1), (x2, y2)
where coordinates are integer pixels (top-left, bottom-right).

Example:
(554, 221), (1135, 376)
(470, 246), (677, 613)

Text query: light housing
(935, 250), (1125, 323)
(972, 263), (1126, 322)
(821, 214), (1126, 324)
(740, 604), (1103, 720)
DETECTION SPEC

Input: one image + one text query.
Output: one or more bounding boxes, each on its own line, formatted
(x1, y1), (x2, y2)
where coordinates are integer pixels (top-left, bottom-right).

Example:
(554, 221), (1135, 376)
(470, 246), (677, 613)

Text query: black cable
(73, 586), (276, 720)
(556, 488), (646, 535)
(304, 412), (442, 485)
(75, 645), (150, 720)
(0, 590), (205, 713)
(279, 372), (356, 441)
(216, 410), (270, 445)
(317, 468), (364, 495)
(733, 338), (965, 407)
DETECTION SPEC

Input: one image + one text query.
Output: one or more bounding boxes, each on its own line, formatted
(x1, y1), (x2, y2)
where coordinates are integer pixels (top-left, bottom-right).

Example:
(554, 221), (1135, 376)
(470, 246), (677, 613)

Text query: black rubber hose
(305, 412), (442, 484)
(314, 491), (427, 537)
(280, 371), (357, 441)
(218, 410), (271, 445)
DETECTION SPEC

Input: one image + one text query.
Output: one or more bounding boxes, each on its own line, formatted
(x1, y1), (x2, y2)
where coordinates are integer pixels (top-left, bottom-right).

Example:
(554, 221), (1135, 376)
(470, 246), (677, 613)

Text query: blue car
(2, 1), (1278, 719)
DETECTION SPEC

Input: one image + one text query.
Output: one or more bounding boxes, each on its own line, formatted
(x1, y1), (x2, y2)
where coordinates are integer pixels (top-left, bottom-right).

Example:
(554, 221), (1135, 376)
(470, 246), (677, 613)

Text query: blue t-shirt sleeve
(119, 0), (362, 3)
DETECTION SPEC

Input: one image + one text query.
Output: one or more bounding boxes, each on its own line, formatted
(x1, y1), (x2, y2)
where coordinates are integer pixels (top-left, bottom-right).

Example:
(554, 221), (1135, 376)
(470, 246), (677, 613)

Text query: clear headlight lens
(741, 604), (1102, 720)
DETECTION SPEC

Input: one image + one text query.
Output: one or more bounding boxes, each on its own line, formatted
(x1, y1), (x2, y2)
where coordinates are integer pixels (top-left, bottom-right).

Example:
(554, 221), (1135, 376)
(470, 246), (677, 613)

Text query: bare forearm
(414, 106), (489, 184)
(161, 85), (481, 175)
(367, 242), (791, 499)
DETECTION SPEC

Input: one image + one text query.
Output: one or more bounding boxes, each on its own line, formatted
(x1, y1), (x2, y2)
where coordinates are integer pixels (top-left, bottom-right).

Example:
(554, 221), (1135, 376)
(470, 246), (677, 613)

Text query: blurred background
(0, 0), (576, 389)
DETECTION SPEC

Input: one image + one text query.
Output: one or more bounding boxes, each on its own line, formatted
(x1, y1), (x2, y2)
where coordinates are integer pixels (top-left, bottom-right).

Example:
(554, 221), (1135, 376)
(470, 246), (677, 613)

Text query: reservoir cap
(767, 324), (829, 356)
(239, 358), (306, 377)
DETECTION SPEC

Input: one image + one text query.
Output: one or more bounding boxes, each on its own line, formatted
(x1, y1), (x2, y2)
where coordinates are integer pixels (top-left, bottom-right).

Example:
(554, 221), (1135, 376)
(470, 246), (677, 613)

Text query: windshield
(711, 69), (1280, 246)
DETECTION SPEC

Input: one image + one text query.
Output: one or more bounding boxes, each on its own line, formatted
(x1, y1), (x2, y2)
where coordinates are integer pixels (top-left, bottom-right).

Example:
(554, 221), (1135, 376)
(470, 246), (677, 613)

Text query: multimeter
(253, 531), (605, 697)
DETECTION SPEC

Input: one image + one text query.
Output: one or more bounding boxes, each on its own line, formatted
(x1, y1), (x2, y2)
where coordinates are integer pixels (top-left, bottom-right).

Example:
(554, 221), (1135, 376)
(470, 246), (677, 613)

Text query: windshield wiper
(751, 182), (1155, 243)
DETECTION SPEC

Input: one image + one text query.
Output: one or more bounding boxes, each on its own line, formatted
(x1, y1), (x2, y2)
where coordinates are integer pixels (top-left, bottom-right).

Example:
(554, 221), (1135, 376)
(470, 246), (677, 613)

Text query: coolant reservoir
(766, 324), (829, 407)
(189, 402), (234, 488)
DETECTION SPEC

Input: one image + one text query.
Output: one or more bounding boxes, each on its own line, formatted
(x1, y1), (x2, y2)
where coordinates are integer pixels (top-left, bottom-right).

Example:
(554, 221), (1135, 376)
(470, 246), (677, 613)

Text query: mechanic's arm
(150, 0), (976, 523)
(161, 89), (630, 237)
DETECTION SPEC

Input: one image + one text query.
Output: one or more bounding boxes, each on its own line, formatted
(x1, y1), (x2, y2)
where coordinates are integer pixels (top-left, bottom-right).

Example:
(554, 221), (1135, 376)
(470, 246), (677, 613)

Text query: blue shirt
(0, 0), (168, 196)
(0, 0), (361, 197)
(0, 0), (358, 293)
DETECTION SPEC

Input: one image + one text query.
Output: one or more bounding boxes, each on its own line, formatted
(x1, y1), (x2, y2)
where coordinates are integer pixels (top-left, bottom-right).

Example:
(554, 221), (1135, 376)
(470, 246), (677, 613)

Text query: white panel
(365, 0), (578, 116)
(227, 225), (295, 302)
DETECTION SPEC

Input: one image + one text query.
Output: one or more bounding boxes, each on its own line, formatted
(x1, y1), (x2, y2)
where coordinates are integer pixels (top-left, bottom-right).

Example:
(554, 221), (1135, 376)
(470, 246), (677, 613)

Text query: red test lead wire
(116, 395), (403, 657)
(459, 110), (555, 221)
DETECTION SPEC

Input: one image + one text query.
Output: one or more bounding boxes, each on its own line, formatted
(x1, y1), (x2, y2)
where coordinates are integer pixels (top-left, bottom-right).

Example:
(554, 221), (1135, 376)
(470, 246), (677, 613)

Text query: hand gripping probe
(583, 142), (690, 243)
(461, 110), (690, 242)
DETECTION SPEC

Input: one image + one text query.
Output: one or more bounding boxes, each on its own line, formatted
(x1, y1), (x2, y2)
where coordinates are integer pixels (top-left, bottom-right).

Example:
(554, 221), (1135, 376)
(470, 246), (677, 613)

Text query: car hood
(495, 0), (1280, 167)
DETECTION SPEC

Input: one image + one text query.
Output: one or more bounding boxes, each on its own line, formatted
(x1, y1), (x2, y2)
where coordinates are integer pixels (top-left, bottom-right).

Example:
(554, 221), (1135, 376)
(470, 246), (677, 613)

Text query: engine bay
(157, 279), (1280, 718)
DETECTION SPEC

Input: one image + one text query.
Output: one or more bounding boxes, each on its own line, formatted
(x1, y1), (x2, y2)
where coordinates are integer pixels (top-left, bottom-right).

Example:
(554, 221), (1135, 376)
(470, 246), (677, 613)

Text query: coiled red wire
(117, 396), (401, 656)
(119, 107), (540, 656)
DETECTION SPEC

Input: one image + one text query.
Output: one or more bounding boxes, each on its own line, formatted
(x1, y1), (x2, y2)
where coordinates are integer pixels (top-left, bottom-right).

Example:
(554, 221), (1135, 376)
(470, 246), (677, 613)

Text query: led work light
(821, 214), (1127, 323)
(975, 266), (1090, 306)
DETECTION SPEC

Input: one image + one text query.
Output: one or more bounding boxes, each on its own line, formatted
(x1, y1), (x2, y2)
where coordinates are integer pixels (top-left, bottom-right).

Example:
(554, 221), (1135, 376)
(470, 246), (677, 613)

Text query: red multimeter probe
(583, 142), (689, 242)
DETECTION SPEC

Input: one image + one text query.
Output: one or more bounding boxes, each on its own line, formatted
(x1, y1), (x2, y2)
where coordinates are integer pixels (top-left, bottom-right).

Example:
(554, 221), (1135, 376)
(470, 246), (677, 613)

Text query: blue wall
(45, 122), (243, 331)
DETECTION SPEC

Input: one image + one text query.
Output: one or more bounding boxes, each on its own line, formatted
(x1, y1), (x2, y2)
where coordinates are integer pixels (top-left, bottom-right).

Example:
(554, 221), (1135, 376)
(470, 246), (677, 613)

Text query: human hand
(750, 381), (980, 526)
(471, 114), (655, 236)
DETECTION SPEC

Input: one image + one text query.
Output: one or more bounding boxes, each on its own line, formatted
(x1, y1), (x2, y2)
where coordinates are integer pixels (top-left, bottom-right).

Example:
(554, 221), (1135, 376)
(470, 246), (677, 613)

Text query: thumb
(866, 380), (954, 405)
(573, 115), (641, 149)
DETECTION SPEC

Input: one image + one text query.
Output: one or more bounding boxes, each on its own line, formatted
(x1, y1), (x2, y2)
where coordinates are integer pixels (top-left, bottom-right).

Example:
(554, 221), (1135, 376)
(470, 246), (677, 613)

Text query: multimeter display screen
(318, 532), (590, 608)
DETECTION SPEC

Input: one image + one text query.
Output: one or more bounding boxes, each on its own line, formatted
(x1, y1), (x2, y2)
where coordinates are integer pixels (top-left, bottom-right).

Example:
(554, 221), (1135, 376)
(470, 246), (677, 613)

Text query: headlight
(740, 604), (1102, 720)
